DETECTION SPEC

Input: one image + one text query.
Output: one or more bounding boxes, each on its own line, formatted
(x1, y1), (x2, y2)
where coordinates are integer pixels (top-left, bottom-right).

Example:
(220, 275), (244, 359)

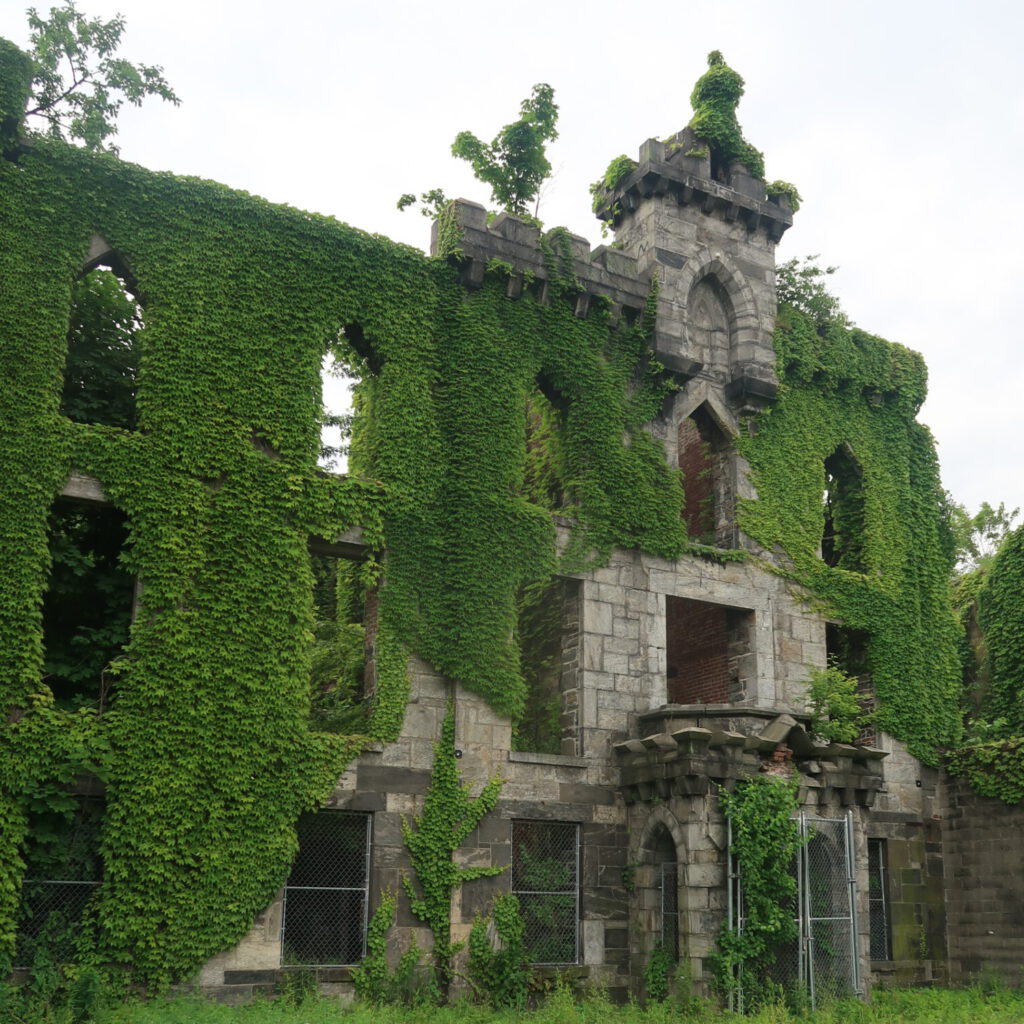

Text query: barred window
(867, 838), (891, 961)
(511, 820), (579, 965)
(281, 810), (371, 967)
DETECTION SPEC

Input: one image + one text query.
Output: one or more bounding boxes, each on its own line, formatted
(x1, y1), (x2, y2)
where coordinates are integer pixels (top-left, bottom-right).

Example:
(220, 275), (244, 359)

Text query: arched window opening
(822, 445), (866, 572)
(43, 497), (133, 711)
(62, 262), (142, 430)
(649, 826), (680, 961)
(678, 404), (732, 547)
(321, 323), (377, 474)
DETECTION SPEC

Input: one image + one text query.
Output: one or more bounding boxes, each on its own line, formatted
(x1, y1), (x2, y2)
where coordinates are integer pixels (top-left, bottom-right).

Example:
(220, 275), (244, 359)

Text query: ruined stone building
(2, 42), (1022, 1004)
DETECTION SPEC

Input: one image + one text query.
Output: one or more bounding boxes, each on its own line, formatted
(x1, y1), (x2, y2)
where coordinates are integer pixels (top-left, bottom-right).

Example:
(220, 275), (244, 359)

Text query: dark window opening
(281, 811), (371, 967)
(43, 498), (134, 712)
(822, 445), (866, 572)
(648, 827), (679, 962)
(666, 596), (753, 705)
(511, 820), (579, 965)
(867, 838), (891, 961)
(62, 263), (142, 431)
(15, 796), (104, 969)
(678, 404), (732, 546)
(826, 623), (875, 745)
(308, 554), (369, 734)
(514, 576), (580, 756)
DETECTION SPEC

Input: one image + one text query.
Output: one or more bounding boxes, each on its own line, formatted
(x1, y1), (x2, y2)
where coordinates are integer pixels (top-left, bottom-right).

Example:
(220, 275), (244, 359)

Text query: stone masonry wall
(942, 777), (1024, 987)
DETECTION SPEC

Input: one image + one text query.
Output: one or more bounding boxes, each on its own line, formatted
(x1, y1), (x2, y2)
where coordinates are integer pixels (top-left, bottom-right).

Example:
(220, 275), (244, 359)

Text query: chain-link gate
(281, 810), (371, 967)
(511, 820), (579, 965)
(14, 797), (104, 969)
(728, 810), (861, 1011)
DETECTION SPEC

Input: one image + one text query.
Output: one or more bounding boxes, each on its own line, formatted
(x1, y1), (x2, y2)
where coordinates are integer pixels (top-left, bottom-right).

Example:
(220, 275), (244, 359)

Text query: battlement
(594, 128), (794, 240)
(431, 199), (703, 380)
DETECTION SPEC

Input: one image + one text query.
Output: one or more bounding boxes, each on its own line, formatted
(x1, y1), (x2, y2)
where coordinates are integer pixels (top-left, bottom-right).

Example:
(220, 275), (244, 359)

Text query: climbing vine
(737, 300), (962, 764)
(688, 51), (765, 180)
(401, 700), (504, 995)
(714, 776), (801, 1007)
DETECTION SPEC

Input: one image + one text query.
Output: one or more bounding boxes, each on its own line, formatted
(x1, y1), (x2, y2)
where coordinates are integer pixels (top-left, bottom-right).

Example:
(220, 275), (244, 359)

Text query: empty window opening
(62, 264), (142, 431)
(678, 405), (732, 546)
(822, 445), (866, 572)
(511, 820), (579, 965)
(321, 323), (378, 475)
(666, 596), (753, 705)
(43, 498), (133, 712)
(523, 386), (568, 512)
(308, 554), (368, 734)
(514, 576), (581, 756)
(826, 624), (875, 745)
(867, 839), (891, 961)
(281, 810), (371, 967)
(15, 795), (104, 969)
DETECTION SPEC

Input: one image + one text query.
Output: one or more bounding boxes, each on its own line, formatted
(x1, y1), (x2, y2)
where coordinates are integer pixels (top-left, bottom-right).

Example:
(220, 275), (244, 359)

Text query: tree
(947, 497), (1020, 575)
(399, 83), (559, 220)
(22, 0), (178, 153)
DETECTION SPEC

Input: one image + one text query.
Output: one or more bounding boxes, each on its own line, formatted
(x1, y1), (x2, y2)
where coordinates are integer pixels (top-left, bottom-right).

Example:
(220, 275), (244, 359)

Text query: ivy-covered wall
(0, 43), (686, 988)
(737, 303), (962, 764)
(0, 37), (970, 993)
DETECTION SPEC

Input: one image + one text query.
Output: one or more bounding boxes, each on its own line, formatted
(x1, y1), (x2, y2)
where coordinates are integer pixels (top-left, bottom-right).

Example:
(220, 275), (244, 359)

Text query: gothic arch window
(678, 402), (733, 547)
(822, 444), (867, 572)
(62, 253), (143, 431)
(688, 275), (732, 374)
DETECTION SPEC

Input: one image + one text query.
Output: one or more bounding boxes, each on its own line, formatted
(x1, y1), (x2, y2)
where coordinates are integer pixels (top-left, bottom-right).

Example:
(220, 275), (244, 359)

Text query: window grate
(867, 838), (891, 961)
(281, 810), (371, 967)
(511, 820), (579, 965)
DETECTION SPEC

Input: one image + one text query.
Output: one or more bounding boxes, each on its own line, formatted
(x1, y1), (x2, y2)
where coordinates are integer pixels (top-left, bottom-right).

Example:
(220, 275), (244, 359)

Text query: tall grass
(11, 982), (1024, 1024)
(102, 984), (1024, 1024)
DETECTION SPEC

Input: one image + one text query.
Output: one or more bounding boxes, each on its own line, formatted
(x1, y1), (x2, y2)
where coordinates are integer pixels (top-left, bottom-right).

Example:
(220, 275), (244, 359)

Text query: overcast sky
(3, 0), (1021, 519)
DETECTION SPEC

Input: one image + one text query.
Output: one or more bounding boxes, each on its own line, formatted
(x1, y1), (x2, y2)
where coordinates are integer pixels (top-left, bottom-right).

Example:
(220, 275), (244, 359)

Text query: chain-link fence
(14, 796), (104, 969)
(14, 880), (100, 969)
(281, 810), (371, 967)
(511, 820), (579, 965)
(729, 811), (860, 1011)
(867, 838), (891, 961)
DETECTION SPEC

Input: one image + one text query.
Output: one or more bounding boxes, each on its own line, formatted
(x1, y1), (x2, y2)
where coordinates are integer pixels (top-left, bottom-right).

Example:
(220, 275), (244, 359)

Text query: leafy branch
(24, 1), (179, 153)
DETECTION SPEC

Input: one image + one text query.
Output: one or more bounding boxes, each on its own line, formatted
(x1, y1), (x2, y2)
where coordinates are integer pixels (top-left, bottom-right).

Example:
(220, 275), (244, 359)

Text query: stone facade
(189, 123), (989, 1003)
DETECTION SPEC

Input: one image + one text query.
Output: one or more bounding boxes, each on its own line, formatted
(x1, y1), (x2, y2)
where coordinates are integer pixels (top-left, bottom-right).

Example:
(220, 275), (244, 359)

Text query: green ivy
(714, 776), (801, 1006)
(467, 892), (529, 1009)
(401, 701), (504, 994)
(688, 51), (765, 180)
(737, 303), (962, 764)
(976, 524), (1024, 730)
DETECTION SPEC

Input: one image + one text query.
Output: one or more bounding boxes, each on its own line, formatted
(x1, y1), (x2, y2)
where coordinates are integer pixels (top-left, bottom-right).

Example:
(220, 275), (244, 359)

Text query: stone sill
(509, 751), (589, 769)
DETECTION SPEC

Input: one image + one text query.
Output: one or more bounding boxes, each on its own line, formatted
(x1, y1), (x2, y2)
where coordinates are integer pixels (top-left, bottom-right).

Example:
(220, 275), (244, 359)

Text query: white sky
(3, 0), (1022, 517)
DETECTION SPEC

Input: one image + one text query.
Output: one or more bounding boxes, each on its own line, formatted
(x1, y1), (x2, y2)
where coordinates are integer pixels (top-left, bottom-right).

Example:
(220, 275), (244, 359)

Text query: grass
(6, 981), (1024, 1024)
(89, 983), (1024, 1024)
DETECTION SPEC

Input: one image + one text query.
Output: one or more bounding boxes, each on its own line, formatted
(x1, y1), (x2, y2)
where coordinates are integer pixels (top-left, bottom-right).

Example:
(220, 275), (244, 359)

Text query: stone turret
(592, 54), (794, 420)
